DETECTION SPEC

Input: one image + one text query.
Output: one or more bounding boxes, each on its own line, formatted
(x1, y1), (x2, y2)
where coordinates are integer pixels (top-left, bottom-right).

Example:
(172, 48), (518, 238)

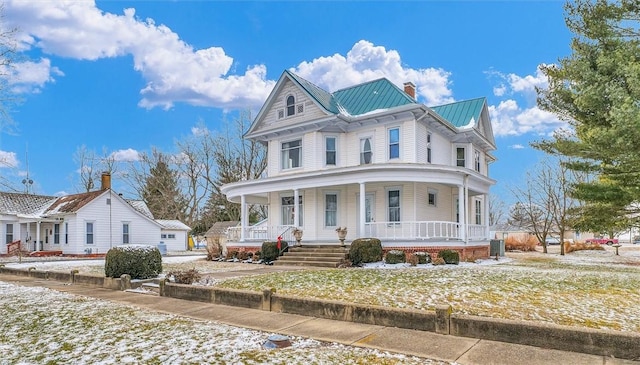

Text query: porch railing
(364, 221), (461, 240)
(467, 224), (488, 241)
(6, 240), (21, 255)
(227, 225), (296, 243)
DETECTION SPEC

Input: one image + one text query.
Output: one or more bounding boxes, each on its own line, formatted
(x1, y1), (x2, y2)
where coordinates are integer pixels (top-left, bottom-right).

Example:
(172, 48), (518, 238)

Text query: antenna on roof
(21, 145), (33, 194)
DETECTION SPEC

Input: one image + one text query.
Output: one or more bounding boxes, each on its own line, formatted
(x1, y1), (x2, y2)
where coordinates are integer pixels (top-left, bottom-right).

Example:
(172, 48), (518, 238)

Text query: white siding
(161, 229), (188, 251)
(67, 192), (161, 255)
(259, 80), (327, 132)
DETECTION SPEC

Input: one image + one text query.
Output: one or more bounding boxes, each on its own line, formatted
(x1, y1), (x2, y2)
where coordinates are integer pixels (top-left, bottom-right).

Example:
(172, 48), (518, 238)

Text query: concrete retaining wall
(451, 314), (640, 360)
(1, 267), (638, 360)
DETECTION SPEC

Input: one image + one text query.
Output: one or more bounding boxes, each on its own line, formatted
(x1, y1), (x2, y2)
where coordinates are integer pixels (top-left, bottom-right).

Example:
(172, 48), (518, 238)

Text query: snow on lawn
(0, 281), (445, 365)
(215, 250), (640, 332)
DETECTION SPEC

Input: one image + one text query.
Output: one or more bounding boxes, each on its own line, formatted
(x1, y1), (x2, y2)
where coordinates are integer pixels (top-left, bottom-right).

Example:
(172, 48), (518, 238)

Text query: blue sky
(1, 1), (571, 203)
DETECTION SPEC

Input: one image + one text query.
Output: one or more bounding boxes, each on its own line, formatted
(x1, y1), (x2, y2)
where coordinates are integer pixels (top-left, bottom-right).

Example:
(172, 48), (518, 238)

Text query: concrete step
(283, 252), (348, 259)
(278, 255), (343, 262)
(273, 260), (341, 268)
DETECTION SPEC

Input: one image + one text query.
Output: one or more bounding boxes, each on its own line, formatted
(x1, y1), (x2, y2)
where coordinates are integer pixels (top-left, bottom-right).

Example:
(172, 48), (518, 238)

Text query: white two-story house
(221, 70), (496, 258)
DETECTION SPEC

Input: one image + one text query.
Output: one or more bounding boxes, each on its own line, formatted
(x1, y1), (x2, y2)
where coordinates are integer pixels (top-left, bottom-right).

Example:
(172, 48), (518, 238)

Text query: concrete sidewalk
(1, 274), (637, 365)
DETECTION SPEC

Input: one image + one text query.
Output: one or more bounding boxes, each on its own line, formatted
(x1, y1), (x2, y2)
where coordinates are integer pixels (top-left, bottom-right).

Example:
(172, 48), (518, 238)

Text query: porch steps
(275, 246), (349, 268)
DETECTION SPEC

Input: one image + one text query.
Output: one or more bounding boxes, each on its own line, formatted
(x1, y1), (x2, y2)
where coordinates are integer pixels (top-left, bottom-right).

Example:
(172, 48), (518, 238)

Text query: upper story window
(389, 128), (400, 159)
(281, 139), (302, 169)
(427, 133), (432, 163)
(325, 137), (336, 166)
(360, 138), (372, 164)
(286, 95), (295, 116)
(456, 147), (466, 167)
(474, 150), (481, 172)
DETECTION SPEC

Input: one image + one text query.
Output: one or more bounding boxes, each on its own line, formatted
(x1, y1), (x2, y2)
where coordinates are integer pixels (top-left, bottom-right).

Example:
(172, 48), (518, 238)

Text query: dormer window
(287, 95), (295, 116)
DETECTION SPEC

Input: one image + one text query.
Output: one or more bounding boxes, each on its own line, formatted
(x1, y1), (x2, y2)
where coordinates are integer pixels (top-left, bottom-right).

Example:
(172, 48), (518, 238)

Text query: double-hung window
(54, 224), (60, 244)
(5, 223), (13, 244)
(428, 189), (437, 207)
(360, 138), (372, 164)
(325, 193), (338, 227)
(475, 200), (482, 225)
(65, 223), (68, 244)
(388, 189), (401, 223)
(86, 222), (94, 245)
(474, 150), (481, 172)
(456, 147), (466, 167)
(427, 133), (432, 163)
(282, 196), (303, 226)
(123, 223), (130, 244)
(389, 128), (399, 159)
(286, 95), (296, 116)
(325, 137), (336, 166)
(281, 140), (301, 169)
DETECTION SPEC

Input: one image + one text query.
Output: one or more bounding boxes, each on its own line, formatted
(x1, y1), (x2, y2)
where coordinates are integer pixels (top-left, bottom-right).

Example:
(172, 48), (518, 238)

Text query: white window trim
(323, 191), (340, 228)
(85, 221), (95, 245)
(385, 186), (402, 223)
(122, 222), (130, 244)
(426, 132), (432, 163)
(427, 188), (438, 207)
(360, 136), (374, 165)
(279, 193), (304, 226)
(324, 135), (337, 167)
(388, 126), (400, 160)
(280, 138), (303, 170)
(53, 223), (60, 245)
(475, 199), (482, 225)
(455, 146), (466, 168)
(474, 149), (481, 172)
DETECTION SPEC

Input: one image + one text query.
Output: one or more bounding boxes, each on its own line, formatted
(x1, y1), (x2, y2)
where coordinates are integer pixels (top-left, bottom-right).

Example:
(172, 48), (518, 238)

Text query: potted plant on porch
(335, 227), (348, 247)
(292, 228), (303, 247)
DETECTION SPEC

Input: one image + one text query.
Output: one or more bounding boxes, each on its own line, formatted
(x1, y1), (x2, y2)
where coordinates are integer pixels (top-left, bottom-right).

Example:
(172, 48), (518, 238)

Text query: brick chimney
(404, 82), (416, 100)
(101, 172), (111, 190)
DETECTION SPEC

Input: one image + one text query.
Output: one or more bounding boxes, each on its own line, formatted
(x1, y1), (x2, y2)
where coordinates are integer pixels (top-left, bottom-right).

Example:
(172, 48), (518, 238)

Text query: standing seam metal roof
(430, 97), (486, 128)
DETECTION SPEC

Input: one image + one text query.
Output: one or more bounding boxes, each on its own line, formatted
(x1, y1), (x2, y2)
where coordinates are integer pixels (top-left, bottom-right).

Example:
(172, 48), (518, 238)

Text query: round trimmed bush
(415, 252), (432, 264)
(261, 241), (288, 262)
(385, 250), (406, 264)
(438, 249), (460, 265)
(349, 238), (383, 265)
(105, 244), (162, 279)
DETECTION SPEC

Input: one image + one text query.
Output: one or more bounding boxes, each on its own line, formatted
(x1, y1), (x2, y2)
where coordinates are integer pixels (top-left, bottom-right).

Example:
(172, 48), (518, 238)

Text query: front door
(357, 193), (375, 236)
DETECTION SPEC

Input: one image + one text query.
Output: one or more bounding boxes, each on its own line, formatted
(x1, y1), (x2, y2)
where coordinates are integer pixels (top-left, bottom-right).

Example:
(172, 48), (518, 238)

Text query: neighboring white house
(221, 70), (497, 258)
(0, 174), (189, 255)
(156, 219), (191, 251)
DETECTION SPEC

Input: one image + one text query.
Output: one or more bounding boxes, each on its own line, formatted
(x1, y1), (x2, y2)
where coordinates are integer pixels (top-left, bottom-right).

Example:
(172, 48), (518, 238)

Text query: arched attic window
(286, 95), (295, 116)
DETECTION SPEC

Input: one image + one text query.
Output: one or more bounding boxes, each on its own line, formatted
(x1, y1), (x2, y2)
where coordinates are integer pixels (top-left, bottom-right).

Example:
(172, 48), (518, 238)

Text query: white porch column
(464, 175), (469, 244)
(35, 221), (41, 251)
(293, 189), (300, 227)
(457, 185), (465, 242)
(359, 182), (366, 236)
(240, 194), (246, 242)
(484, 194), (490, 239)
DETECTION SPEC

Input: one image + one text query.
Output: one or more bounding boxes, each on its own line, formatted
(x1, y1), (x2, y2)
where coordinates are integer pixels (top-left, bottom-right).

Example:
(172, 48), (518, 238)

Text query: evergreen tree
(535, 0), (640, 229)
(141, 152), (186, 220)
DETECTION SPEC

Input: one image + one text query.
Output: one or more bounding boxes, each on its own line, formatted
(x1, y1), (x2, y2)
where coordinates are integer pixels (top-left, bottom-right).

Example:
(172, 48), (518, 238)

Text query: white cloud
(4, 58), (64, 93)
(509, 144), (525, 149)
(292, 40), (454, 106)
(191, 126), (210, 136)
(489, 99), (564, 137)
(110, 148), (140, 162)
(0, 150), (19, 168)
(5, 0), (274, 109)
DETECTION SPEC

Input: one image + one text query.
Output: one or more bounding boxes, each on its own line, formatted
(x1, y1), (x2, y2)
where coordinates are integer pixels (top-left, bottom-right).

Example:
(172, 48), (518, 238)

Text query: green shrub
(415, 252), (432, 264)
(385, 250), (406, 264)
(349, 238), (383, 265)
(261, 241), (288, 262)
(438, 249), (460, 265)
(167, 269), (201, 284)
(105, 245), (162, 279)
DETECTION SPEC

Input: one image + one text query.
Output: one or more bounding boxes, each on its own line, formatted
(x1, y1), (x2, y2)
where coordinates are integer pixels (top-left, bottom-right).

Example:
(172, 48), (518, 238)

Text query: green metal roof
(431, 97), (486, 128)
(285, 71), (415, 116)
(333, 78), (416, 116)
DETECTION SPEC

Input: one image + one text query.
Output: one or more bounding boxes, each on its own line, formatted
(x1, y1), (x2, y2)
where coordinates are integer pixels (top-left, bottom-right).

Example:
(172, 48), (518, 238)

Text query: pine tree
(141, 152), (186, 220)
